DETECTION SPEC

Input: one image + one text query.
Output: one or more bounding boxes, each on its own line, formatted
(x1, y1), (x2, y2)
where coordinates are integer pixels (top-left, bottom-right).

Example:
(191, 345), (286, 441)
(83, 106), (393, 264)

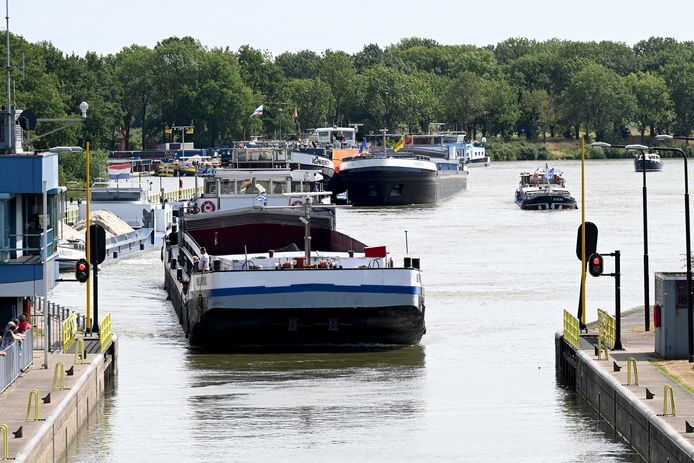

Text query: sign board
(576, 222), (598, 261)
(89, 224), (106, 265)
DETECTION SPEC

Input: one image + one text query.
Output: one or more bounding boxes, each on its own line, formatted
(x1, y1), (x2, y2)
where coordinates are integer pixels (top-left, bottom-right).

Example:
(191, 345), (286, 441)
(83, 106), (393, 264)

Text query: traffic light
(588, 253), (604, 277)
(75, 259), (89, 283)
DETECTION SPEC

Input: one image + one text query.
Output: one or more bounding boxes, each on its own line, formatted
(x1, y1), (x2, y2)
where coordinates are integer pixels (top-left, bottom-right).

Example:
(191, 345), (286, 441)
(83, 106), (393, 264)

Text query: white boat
(400, 132), (490, 167)
(78, 182), (173, 232)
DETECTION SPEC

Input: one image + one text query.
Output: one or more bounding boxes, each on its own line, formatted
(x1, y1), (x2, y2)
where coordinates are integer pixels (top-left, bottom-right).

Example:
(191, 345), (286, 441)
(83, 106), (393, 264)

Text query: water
(51, 158), (688, 462)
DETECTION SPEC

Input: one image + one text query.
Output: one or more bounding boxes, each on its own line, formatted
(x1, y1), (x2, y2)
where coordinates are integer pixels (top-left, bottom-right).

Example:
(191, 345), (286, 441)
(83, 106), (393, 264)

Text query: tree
(479, 79), (520, 137)
(445, 72), (484, 136)
(625, 72), (674, 140)
(560, 63), (635, 141)
(314, 50), (359, 126)
(663, 62), (694, 136)
(114, 45), (156, 150)
(289, 79), (335, 130)
(275, 50), (320, 79)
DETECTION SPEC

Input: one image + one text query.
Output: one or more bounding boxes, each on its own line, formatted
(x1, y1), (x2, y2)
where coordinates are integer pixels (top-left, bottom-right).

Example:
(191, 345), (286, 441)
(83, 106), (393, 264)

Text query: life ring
(201, 200), (216, 213)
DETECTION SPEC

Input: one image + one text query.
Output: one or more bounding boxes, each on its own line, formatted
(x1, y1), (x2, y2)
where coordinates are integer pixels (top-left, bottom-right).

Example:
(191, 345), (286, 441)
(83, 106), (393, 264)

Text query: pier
(557, 307), (694, 461)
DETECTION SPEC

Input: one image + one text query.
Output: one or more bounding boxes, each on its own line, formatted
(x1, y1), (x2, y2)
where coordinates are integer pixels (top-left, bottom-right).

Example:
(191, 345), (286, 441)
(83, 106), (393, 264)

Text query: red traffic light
(75, 258), (90, 283)
(588, 253), (604, 277)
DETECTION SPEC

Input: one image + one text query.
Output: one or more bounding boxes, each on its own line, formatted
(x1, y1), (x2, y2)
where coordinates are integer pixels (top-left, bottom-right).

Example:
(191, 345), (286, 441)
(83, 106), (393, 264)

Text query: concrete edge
(14, 350), (106, 462)
(575, 338), (694, 460)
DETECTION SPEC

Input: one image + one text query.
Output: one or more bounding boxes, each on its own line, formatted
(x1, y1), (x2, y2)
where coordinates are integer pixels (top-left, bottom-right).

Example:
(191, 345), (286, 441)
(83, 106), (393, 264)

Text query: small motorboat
(515, 167), (578, 210)
(634, 152), (663, 172)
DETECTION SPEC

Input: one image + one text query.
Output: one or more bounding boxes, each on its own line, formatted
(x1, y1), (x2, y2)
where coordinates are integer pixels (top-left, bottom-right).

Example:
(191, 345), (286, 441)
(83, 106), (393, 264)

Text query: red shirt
(17, 321), (30, 333)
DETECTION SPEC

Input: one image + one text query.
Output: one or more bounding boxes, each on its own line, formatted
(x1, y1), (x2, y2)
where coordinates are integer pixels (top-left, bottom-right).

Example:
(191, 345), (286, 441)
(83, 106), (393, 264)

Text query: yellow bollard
(627, 358), (639, 386)
(0, 424), (7, 461)
(663, 385), (676, 416)
(52, 362), (65, 391)
(75, 338), (85, 365)
(597, 336), (609, 360)
(25, 389), (39, 422)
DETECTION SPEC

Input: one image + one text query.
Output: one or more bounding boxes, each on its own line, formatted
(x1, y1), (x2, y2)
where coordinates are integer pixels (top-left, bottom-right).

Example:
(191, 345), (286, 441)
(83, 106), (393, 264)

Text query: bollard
(663, 385), (676, 416)
(113, 251), (118, 258)
(626, 357), (639, 386)
(52, 362), (65, 391)
(75, 338), (85, 364)
(25, 389), (39, 422)
(0, 424), (7, 460)
(597, 336), (609, 360)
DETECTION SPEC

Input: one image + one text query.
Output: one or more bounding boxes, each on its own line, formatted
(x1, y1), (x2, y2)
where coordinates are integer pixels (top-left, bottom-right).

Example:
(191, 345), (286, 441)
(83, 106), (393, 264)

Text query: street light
(590, 142), (652, 333)
(655, 134), (693, 362)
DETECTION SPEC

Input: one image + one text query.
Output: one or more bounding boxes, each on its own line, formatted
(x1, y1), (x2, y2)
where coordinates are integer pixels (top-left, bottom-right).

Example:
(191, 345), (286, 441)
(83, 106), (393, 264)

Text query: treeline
(5, 35), (694, 153)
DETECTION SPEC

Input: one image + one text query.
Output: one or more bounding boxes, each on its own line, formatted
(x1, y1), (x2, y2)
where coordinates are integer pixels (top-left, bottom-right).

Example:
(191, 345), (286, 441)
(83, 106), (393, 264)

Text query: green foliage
(486, 141), (550, 161)
(58, 149), (108, 184)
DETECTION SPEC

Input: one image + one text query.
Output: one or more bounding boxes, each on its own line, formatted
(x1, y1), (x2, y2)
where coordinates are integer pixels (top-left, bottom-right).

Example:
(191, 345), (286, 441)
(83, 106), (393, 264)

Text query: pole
(642, 155), (650, 331)
(683, 151), (693, 362)
(92, 256), (99, 333)
(5, 0), (13, 153)
(614, 250), (623, 350)
(579, 136), (587, 329)
(41, 181), (48, 368)
(85, 142), (91, 334)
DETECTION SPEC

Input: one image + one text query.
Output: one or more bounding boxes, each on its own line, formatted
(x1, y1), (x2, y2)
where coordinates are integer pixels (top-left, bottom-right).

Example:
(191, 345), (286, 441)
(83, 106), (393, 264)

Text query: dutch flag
(251, 104), (264, 117)
(108, 163), (132, 180)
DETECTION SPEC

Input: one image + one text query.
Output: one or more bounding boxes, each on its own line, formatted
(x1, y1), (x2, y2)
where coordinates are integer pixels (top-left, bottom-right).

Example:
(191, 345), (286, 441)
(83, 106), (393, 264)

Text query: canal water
(52, 158), (690, 462)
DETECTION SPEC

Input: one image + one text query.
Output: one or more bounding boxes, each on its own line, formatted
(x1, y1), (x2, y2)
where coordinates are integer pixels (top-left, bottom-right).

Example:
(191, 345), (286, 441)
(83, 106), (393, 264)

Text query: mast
(5, 0), (12, 153)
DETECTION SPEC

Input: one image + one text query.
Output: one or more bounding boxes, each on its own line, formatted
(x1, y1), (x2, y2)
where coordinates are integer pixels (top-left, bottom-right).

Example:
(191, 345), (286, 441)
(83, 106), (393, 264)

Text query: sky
(9, 0), (694, 57)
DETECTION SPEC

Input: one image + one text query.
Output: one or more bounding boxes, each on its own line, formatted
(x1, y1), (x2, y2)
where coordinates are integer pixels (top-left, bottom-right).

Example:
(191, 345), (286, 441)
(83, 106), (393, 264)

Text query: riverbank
(557, 308), (694, 462)
(0, 336), (117, 462)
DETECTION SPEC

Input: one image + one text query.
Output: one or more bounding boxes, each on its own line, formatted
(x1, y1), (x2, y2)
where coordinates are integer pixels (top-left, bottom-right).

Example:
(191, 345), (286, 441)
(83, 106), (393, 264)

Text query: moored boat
(634, 152), (663, 172)
(515, 167), (577, 210)
(335, 150), (467, 206)
(163, 199), (426, 350)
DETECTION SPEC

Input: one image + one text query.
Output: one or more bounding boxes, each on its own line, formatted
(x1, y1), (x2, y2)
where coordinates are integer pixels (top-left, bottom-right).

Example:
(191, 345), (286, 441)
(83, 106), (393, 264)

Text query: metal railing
(563, 310), (580, 349)
(32, 297), (87, 352)
(0, 329), (33, 394)
(597, 308), (616, 350)
(62, 313), (78, 352)
(148, 186), (202, 204)
(63, 208), (79, 224)
(100, 312), (112, 353)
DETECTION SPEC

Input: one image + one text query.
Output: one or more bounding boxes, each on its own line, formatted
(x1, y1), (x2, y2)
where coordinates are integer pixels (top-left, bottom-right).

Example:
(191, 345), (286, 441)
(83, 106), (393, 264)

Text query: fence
(563, 309), (580, 349)
(597, 308), (616, 350)
(31, 297), (87, 352)
(0, 329), (33, 393)
(148, 186), (203, 204)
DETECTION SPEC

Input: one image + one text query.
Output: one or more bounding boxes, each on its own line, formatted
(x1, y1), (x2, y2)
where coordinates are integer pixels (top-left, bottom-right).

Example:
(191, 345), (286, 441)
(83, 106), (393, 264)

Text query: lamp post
(655, 134), (693, 362)
(591, 142), (652, 332)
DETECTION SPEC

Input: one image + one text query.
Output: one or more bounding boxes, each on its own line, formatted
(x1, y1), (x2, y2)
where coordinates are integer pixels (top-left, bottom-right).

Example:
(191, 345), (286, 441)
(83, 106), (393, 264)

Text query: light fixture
(79, 101), (89, 118)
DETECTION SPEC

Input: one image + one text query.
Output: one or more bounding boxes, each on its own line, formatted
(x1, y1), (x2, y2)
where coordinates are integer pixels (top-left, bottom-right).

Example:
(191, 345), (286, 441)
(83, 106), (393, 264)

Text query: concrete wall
(15, 336), (118, 463)
(557, 334), (694, 463)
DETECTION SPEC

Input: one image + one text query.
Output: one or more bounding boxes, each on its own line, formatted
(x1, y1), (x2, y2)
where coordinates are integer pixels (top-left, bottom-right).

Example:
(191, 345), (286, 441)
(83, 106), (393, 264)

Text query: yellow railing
(663, 385), (676, 416)
(563, 310), (580, 349)
(62, 313), (78, 352)
(74, 338), (85, 365)
(52, 362), (65, 391)
(25, 389), (39, 422)
(597, 308), (616, 350)
(0, 424), (7, 461)
(148, 186), (203, 204)
(100, 312), (112, 353)
(63, 209), (79, 224)
(627, 357), (639, 386)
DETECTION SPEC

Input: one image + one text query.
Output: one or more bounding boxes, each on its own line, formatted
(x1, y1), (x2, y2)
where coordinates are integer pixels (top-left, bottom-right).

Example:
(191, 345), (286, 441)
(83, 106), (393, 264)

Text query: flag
(292, 106), (298, 122)
(544, 167), (555, 179)
(185, 127), (194, 135)
(393, 135), (412, 153)
(108, 163), (131, 180)
(254, 191), (267, 206)
(251, 104), (264, 117)
(359, 138), (367, 154)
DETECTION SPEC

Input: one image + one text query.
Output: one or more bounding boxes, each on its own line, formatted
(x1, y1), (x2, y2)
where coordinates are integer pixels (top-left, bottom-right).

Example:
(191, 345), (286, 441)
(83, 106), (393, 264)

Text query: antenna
(405, 230), (409, 255)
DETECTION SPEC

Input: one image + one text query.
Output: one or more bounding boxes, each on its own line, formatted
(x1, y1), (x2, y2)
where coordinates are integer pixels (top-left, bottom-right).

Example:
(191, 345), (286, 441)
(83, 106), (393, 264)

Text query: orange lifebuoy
(201, 200), (216, 213)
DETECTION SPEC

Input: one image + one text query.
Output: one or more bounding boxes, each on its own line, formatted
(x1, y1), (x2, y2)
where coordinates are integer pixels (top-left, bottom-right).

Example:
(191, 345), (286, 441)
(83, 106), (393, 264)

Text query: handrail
(663, 385), (676, 416)
(62, 313), (78, 352)
(597, 308), (616, 349)
(74, 338), (85, 365)
(0, 424), (7, 461)
(25, 389), (39, 422)
(52, 362), (65, 391)
(100, 313), (112, 353)
(563, 310), (580, 349)
(627, 357), (639, 386)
